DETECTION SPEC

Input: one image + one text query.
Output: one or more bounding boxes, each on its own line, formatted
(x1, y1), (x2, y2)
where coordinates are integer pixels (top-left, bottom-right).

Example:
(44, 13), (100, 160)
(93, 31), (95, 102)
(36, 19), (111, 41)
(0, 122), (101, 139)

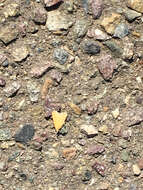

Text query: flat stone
(114, 23), (129, 38)
(44, 0), (63, 7)
(122, 37), (134, 60)
(127, 0), (143, 13)
(101, 12), (121, 35)
(68, 102), (81, 115)
(98, 125), (108, 135)
(27, 81), (40, 103)
(103, 40), (123, 57)
(30, 61), (53, 78)
(0, 78), (6, 87)
(81, 39), (100, 55)
(44, 96), (61, 118)
(92, 161), (106, 176)
(122, 107), (143, 127)
(46, 10), (73, 31)
(138, 158), (143, 170)
(3, 3), (20, 18)
(14, 124), (35, 144)
(62, 147), (77, 160)
(4, 81), (21, 97)
(132, 164), (141, 176)
(53, 48), (69, 64)
(73, 19), (88, 39)
(124, 9), (141, 22)
(87, 28), (111, 41)
(91, 0), (103, 19)
(0, 129), (11, 141)
(11, 44), (29, 62)
(0, 24), (18, 44)
(86, 144), (105, 155)
(80, 124), (98, 137)
(32, 5), (47, 24)
(96, 54), (117, 80)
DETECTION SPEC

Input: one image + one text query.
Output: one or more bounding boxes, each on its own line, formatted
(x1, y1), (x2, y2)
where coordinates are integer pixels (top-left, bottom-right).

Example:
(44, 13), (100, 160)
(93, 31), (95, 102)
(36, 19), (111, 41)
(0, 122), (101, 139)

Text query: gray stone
(124, 9), (141, 22)
(0, 129), (11, 141)
(53, 48), (69, 64)
(114, 23), (129, 39)
(4, 81), (21, 97)
(121, 150), (129, 162)
(122, 107), (143, 127)
(81, 39), (100, 55)
(103, 40), (123, 57)
(27, 81), (40, 103)
(73, 19), (88, 39)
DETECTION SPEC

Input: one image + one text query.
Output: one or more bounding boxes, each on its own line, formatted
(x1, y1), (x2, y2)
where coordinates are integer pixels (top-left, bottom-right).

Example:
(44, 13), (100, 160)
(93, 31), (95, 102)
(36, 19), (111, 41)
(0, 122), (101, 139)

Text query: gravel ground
(0, 0), (143, 189)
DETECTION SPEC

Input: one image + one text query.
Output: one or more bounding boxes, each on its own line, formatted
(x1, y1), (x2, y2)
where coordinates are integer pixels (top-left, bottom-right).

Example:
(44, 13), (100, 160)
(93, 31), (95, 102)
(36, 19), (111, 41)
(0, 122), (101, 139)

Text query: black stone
(14, 124), (35, 144)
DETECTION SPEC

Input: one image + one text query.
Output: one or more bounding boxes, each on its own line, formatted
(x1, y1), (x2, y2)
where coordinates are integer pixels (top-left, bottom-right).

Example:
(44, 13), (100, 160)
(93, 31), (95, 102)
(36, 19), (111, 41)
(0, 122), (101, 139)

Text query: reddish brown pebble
(92, 161), (106, 176)
(86, 144), (105, 155)
(44, 96), (61, 118)
(62, 147), (77, 160)
(97, 54), (117, 80)
(138, 158), (143, 170)
(30, 62), (53, 78)
(91, 0), (103, 19)
(0, 78), (6, 87)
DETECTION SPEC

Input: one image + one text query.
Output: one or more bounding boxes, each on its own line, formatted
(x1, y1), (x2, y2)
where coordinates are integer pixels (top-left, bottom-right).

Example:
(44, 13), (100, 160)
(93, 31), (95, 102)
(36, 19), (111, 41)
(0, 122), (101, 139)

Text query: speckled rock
(44, 96), (61, 118)
(27, 81), (40, 103)
(87, 28), (111, 41)
(92, 161), (106, 176)
(53, 48), (69, 64)
(4, 81), (21, 97)
(122, 37), (134, 60)
(127, 0), (143, 13)
(46, 10), (73, 31)
(11, 44), (29, 62)
(0, 24), (18, 44)
(81, 39), (100, 55)
(124, 9), (141, 22)
(114, 23), (129, 38)
(96, 54), (117, 80)
(32, 5), (47, 24)
(103, 40), (123, 57)
(0, 78), (6, 87)
(3, 2), (20, 18)
(0, 129), (11, 141)
(122, 107), (143, 127)
(91, 0), (103, 19)
(101, 12), (121, 35)
(73, 19), (88, 39)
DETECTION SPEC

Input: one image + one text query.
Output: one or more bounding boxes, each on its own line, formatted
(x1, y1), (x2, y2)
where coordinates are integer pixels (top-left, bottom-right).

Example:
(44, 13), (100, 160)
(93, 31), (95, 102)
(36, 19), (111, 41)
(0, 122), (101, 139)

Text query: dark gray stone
(14, 124), (35, 144)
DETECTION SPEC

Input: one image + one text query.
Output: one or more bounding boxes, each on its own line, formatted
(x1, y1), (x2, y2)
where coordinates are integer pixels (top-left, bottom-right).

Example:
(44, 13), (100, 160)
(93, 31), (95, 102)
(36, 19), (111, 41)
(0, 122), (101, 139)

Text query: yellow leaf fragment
(52, 111), (67, 132)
